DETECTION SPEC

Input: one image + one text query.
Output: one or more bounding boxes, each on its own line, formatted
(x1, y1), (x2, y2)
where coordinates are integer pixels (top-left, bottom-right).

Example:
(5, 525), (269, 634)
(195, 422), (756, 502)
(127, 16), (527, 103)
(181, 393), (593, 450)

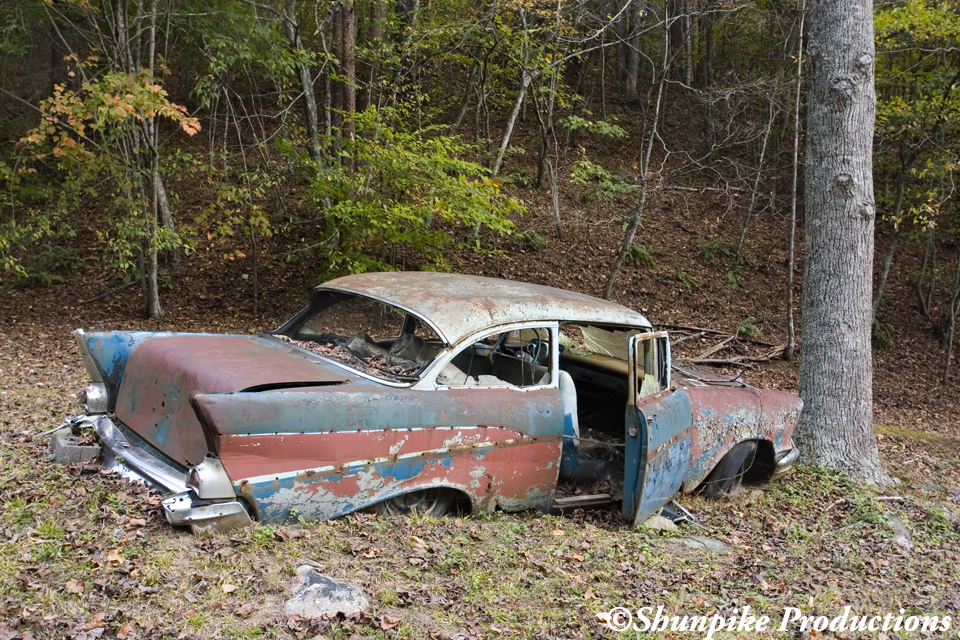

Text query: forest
(0, 0), (958, 383)
(1, 1), (960, 638)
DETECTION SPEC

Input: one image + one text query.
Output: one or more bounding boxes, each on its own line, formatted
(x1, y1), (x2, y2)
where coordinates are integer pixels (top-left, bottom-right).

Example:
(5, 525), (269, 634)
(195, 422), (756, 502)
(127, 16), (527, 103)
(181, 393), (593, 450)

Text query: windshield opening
(282, 291), (444, 382)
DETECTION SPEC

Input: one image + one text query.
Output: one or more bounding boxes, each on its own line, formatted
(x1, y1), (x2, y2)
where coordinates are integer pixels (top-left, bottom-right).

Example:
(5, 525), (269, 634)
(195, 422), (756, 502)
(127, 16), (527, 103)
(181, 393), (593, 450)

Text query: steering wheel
(524, 338), (550, 365)
(488, 332), (509, 363)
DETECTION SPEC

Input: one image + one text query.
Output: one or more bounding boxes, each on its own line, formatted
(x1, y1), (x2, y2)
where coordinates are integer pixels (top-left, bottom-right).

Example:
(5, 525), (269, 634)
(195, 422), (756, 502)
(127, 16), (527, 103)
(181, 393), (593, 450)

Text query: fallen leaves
(64, 578), (85, 593)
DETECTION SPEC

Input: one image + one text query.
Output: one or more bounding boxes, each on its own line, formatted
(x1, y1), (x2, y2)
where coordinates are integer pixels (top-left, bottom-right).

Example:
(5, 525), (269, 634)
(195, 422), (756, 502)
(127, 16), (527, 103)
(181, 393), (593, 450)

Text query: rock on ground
(640, 515), (678, 531)
(673, 536), (733, 554)
(284, 565), (370, 619)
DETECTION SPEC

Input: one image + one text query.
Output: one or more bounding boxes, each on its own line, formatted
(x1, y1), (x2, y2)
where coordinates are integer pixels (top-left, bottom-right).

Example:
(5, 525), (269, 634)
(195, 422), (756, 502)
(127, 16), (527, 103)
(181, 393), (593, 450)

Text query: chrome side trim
(92, 415), (188, 494)
(73, 329), (103, 383)
(74, 330), (108, 413)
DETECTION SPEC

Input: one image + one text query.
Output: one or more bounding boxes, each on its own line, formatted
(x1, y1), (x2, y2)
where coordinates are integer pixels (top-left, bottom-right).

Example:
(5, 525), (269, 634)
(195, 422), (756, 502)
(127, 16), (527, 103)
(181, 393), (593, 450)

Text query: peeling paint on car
(68, 272), (801, 532)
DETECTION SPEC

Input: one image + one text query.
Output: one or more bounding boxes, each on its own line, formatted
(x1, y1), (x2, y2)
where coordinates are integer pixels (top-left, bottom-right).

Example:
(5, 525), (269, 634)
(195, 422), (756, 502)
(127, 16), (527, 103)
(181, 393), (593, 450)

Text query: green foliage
(874, 0), (960, 237)
(699, 235), (736, 263)
(500, 170), (535, 189)
(188, 167), (282, 263)
(0, 2), (31, 58)
(303, 106), (522, 274)
(677, 270), (699, 289)
(4, 66), (200, 283)
(737, 316), (759, 337)
(507, 229), (546, 252)
(570, 150), (635, 202)
(726, 267), (743, 286)
(873, 317), (895, 349)
(628, 244), (656, 268)
(558, 115), (627, 139)
(182, 0), (320, 109)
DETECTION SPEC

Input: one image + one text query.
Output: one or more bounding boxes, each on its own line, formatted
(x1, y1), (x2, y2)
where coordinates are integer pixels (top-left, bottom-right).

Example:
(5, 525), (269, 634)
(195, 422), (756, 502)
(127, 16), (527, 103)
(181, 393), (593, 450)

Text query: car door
(622, 332), (694, 525)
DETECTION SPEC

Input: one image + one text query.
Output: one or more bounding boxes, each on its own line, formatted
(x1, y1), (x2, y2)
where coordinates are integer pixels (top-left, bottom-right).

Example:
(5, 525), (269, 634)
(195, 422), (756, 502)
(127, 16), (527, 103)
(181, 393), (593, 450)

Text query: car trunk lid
(114, 335), (354, 467)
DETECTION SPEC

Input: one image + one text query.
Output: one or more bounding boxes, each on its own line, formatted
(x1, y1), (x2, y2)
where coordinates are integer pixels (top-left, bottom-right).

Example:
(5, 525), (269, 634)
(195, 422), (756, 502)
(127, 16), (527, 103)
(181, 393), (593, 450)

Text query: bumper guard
(772, 447), (800, 481)
(90, 415), (252, 533)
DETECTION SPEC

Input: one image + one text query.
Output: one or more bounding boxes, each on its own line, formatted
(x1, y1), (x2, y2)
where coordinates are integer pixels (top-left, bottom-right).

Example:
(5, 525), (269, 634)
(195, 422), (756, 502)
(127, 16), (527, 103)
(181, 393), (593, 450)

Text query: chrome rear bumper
(89, 415), (251, 533)
(90, 415), (188, 493)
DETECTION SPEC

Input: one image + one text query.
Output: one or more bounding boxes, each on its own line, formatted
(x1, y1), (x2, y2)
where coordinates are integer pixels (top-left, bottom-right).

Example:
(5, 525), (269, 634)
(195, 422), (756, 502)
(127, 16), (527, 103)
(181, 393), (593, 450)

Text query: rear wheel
(700, 441), (758, 498)
(373, 488), (454, 517)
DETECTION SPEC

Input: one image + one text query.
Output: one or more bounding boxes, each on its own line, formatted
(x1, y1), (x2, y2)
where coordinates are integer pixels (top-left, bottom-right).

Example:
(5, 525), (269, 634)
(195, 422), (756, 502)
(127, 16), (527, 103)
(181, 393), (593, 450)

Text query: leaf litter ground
(2, 289), (960, 639)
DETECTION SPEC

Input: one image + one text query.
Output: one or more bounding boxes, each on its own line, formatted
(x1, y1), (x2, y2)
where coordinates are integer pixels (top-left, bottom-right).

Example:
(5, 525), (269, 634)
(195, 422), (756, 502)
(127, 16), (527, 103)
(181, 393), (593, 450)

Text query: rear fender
(75, 330), (217, 412)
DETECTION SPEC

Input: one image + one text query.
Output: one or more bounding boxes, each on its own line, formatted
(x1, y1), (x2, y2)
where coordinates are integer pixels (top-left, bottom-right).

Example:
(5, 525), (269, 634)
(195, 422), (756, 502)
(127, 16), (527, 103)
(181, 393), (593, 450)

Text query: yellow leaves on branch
(21, 69), (201, 157)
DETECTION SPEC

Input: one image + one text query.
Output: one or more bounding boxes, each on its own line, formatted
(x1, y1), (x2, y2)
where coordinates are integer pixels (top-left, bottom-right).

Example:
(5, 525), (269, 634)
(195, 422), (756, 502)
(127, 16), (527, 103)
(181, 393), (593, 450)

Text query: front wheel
(700, 441), (758, 498)
(373, 488), (454, 517)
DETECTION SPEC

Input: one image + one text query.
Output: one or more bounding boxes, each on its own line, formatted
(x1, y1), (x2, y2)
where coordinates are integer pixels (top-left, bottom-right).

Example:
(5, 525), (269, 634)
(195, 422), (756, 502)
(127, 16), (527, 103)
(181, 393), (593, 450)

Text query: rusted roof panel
(318, 272), (651, 345)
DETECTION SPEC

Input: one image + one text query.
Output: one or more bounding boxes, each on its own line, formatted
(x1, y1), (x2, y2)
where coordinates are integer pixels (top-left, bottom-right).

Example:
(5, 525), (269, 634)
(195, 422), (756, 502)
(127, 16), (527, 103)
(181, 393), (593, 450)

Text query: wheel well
(447, 489), (473, 515)
(743, 438), (776, 482)
(237, 494), (260, 521)
(374, 486), (472, 515)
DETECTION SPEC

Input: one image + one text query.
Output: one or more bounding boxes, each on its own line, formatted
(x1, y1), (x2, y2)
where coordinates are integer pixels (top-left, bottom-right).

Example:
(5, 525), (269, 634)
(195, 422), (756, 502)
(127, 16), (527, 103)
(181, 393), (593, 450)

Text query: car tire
(700, 440), (758, 498)
(373, 488), (455, 517)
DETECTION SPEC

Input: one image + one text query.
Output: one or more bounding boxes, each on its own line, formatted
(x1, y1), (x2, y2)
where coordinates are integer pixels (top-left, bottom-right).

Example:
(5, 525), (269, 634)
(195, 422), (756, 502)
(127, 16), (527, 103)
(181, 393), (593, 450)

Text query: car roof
(317, 272), (652, 345)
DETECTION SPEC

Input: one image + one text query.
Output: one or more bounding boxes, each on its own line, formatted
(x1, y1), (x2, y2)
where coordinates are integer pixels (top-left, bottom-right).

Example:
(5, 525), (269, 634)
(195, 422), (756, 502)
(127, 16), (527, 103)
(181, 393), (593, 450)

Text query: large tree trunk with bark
(796, 0), (889, 485)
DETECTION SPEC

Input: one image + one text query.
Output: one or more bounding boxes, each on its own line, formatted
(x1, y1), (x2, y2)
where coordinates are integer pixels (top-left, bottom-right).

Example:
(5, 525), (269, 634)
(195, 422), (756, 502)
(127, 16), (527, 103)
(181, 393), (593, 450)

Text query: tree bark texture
(342, 0), (357, 158)
(367, 0), (386, 107)
(625, 1), (640, 95)
(784, 0), (805, 362)
(796, 0), (888, 485)
(284, 0), (321, 160)
(942, 250), (960, 385)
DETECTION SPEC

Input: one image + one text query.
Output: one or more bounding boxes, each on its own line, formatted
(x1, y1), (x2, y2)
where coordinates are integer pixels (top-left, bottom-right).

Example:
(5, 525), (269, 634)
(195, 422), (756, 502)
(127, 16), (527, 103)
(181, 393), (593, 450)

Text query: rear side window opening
(282, 292), (444, 382)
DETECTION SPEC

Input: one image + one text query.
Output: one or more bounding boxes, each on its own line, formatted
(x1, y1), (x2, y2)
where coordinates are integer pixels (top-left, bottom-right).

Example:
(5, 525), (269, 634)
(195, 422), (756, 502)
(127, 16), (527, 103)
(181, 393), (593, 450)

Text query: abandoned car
(65, 272), (801, 532)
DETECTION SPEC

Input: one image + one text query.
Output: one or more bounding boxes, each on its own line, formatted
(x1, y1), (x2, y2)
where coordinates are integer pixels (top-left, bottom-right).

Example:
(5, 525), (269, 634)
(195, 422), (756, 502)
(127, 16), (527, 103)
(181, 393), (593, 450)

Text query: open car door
(622, 332), (694, 525)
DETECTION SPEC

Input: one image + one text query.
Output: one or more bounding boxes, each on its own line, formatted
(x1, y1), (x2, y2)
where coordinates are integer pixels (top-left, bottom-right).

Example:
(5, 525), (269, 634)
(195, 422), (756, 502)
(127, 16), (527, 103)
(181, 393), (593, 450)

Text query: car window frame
(421, 321), (560, 390)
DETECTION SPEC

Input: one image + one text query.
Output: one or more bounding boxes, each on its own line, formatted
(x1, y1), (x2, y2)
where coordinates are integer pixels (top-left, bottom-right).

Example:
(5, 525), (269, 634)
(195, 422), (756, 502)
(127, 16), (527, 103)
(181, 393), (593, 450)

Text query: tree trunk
(547, 157), (562, 238)
(696, 5), (713, 88)
(342, 0), (356, 164)
(452, 60), (478, 133)
(603, 27), (669, 300)
(736, 86), (778, 264)
(367, 0), (386, 108)
(625, 0), (640, 94)
(942, 249), (960, 385)
(284, 0), (321, 161)
(784, 0), (806, 362)
(331, 5), (343, 139)
(666, 0), (684, 79)
(615, 1), (627, 85)
(914, 226), (936, 319)
(796, 0), (888, 485)
(871, 155), (914, 320)
(492, 67), (531, 177)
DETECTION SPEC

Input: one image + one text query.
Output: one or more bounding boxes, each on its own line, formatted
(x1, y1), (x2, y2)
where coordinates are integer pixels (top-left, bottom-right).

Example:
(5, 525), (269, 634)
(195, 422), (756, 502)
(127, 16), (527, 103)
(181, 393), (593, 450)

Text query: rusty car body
(66, 272), (801, 532)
